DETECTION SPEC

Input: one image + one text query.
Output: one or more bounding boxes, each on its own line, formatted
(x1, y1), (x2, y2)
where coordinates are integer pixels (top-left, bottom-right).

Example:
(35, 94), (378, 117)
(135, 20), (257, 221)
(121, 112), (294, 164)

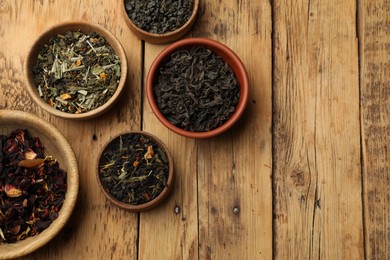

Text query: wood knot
(0, 0), (10, 13)
(290, 169), (307, 187)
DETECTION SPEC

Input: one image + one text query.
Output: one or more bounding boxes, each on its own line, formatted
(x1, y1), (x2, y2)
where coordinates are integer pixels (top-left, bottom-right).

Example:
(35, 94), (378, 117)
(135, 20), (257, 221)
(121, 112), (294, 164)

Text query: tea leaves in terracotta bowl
(153, 46), (240, 132)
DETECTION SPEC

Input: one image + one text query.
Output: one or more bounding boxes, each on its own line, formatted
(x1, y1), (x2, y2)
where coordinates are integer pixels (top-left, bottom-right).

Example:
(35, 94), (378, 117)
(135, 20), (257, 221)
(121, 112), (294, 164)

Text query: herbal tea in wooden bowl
(146, 38), (249, 138)
(0, 110), (78, 259)
(97, 131), (174, 212)
(122, 0), (199, 44)
(25, 21), (127, 120)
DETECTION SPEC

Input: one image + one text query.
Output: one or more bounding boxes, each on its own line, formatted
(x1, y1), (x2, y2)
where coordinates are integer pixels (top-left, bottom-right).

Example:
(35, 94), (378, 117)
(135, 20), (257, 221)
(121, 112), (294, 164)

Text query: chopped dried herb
(99, 133), (169, 205)
(153, 46), (240, 132)
(32, 30), (121, 114)
(0, 129), (67, 243)
(124, 0), (194, 34)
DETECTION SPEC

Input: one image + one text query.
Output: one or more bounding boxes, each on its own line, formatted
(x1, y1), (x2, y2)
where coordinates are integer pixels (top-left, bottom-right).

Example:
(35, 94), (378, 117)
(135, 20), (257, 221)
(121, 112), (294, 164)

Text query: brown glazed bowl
(0, 110), (79, 259)
(146, 38), (250, 138)
(121, 0), (199, 44)
(96, 131), (174, 212)
(25, 21), (127, 120)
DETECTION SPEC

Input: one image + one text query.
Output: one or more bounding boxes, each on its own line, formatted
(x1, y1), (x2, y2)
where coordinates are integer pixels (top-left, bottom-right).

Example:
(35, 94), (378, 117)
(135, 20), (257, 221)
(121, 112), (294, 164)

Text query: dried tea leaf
(32, 31), (121, 114)
(125, 0), (194, 34)
(153, 46), (240, 132)
(99, 134), (169, 205)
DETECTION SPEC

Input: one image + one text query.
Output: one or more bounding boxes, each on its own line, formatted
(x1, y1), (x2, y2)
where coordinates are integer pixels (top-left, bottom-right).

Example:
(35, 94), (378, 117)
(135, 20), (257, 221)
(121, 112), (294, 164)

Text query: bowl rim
(0, 110), (79, 258)
(121, 0), (199, 44)
(96, 131), (174, 212)
(146, 37), (250, 138)
(25, 20), (128, 120)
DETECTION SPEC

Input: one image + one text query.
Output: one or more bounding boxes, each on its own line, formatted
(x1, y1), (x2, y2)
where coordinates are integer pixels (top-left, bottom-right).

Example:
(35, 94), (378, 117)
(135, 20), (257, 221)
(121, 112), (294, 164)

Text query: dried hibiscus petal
(0, 129), (67, 243)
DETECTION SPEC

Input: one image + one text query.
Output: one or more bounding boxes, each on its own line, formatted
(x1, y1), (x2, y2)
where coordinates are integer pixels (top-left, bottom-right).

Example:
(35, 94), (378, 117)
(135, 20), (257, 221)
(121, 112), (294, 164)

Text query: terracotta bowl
(146, 38), (250, 138)
(0, 110), (79, 259)
(121, 0), (199, 44)
(96, 131), (174, 212)
(25, 21), (127, 120)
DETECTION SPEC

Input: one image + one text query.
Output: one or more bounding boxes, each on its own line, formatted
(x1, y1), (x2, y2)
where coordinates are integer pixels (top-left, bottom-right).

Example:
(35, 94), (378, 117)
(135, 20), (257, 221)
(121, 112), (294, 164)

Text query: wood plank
(273, 0), (364, 258)
(194, 0), (273, 259)
(359, 0), (390, 258)
(140, 0), (272, 259)
(0, 0), (142, 259)
(140, 44), (199, 260)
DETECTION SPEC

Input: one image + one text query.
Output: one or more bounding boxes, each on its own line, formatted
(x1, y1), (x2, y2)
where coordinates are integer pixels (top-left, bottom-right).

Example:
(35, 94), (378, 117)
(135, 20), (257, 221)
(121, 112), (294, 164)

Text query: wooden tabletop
(0, 0), (389, 259)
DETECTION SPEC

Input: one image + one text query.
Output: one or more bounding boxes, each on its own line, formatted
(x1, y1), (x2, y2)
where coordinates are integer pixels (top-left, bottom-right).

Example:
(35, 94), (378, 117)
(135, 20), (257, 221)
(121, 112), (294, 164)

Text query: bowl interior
(0, 110), (78, 258)
(121, 0), (199, 44)
(25, 21), (127, 120)
(97, 131), (174, 212)
(146, 38), (249, 138)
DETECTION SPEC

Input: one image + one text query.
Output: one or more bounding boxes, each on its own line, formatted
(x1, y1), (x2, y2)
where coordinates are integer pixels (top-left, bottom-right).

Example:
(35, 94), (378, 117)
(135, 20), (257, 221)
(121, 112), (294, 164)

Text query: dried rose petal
(5, 184), (23, 198)
(24, 149), (37, 160)
(144, 145), (154, 159)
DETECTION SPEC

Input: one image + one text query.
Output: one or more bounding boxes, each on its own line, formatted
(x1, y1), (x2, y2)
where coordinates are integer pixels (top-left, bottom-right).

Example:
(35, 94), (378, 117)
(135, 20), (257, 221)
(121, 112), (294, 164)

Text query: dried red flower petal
(0, 129), (67, 243)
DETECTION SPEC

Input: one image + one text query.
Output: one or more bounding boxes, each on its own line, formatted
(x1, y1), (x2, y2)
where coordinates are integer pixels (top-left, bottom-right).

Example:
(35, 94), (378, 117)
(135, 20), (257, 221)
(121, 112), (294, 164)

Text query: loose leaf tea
(32, 30), (121, 114)
(124, 0), (194, 34)
(99, 134), (169, 205)
(0, 129), (67, 243)
(153, 46), (240, 132)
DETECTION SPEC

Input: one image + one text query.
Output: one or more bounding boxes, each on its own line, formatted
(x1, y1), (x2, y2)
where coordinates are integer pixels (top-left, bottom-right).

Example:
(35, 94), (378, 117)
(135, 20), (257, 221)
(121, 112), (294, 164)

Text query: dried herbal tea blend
(32, 30), (121, 114)
(0, 129), (67, 243)
(153, 46), (240, 132)
(124, 0), (194, 34)
(99, 134), (169, 205)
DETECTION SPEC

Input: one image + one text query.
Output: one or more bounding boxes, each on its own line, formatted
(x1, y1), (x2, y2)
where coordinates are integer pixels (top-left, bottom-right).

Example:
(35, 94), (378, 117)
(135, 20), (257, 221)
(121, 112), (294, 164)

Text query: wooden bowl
(146, 38), (250, 138)
(25, 21), (127, 120)
(0, 110), (79, 259)
(96, 131), (174, 212)
(121, 0), (199, 44)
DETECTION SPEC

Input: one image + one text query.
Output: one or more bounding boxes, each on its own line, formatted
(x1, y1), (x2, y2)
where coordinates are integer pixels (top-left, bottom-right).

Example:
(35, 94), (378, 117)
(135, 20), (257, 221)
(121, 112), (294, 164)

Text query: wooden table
(0, 0), (389, 259)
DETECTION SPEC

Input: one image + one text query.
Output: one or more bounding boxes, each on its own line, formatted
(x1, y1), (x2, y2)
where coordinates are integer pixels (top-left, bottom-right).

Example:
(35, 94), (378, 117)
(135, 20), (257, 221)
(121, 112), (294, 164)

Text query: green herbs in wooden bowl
(25, 21), (127, 120)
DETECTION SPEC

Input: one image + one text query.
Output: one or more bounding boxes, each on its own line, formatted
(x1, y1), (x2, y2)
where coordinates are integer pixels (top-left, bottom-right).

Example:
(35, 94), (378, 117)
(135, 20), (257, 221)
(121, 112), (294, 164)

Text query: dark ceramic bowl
(146, 38), (250, 138)
(25, 21), (127, 120)
(121, 0), (199, 44)
(0, 110), (79, 259)
(96, 131), (174, 212)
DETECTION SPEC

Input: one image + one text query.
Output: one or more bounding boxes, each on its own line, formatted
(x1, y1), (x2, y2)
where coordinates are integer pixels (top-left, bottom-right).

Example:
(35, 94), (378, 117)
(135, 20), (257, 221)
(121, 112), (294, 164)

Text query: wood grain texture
(194, 0), (273, 259)
(273, 0), (363, 259)
(0, 0), (141, 259)
(359, 0), (390, 259)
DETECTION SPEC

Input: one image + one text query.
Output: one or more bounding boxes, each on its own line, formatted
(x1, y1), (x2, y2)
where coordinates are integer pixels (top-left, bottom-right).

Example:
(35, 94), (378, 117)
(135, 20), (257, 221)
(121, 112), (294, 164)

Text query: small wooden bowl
(25, 21), (127, 120)
(0, 110), (79, 259)
(121, 0), (199, 44)
(146, 38), (250, 138)
(96, 131), (174, 212)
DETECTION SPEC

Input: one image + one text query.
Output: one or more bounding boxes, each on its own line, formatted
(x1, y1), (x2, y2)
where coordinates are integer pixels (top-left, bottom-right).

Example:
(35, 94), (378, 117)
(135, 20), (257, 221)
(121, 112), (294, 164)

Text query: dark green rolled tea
(124, 0), (194, 34)
(32, 30), (121, 114)
(99, 133), (169, 205)
(153, 46), (240, 132)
